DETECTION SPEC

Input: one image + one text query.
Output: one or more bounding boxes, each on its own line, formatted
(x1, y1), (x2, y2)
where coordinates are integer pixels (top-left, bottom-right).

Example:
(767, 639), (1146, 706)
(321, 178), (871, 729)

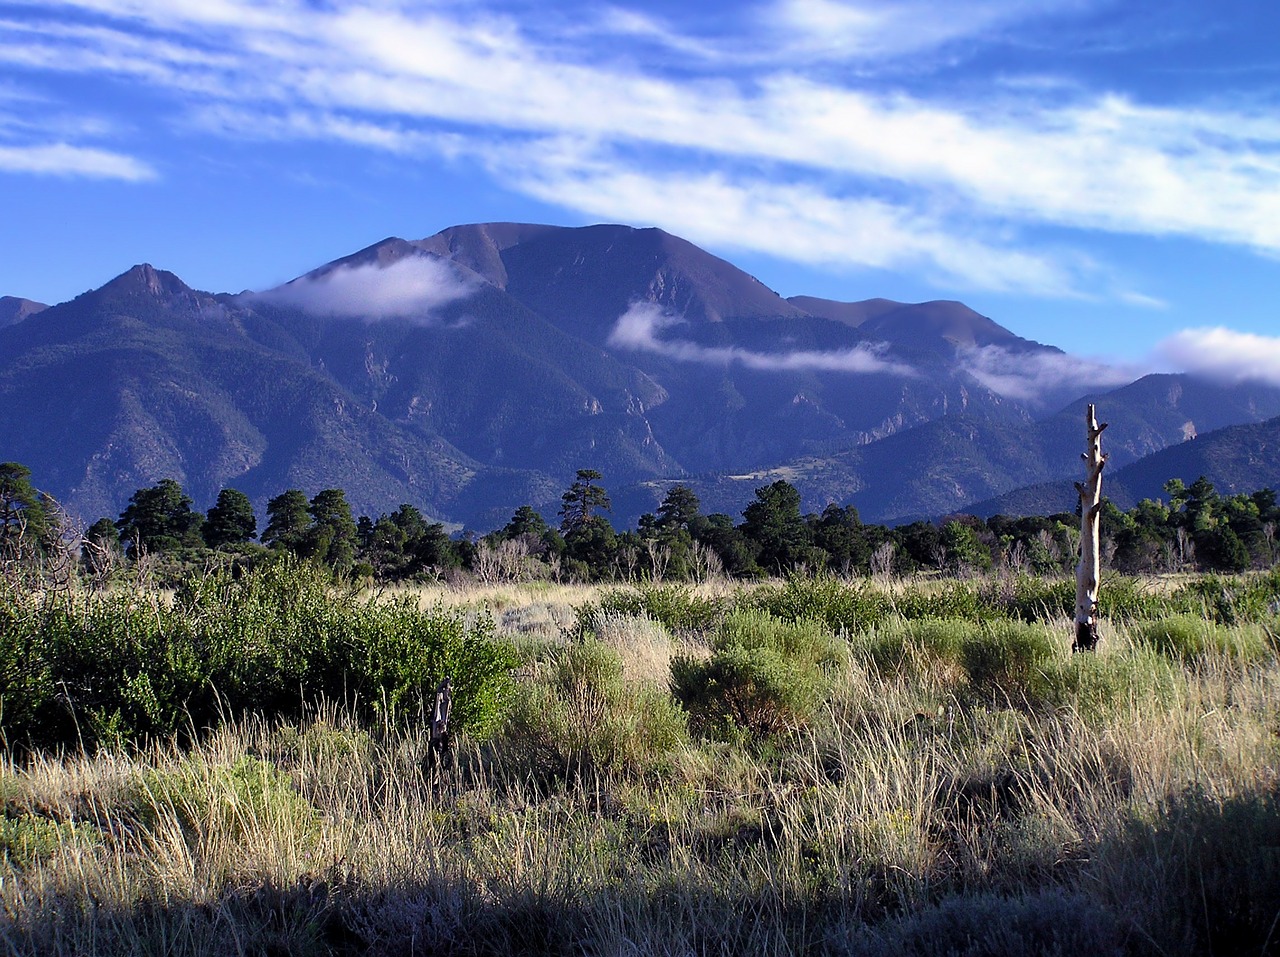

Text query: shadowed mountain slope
(5, 223), (1280, 530)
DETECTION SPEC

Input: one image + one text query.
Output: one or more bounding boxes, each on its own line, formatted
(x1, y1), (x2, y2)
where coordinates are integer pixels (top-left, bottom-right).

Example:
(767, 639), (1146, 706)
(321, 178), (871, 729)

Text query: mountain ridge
(4, 222), (1280, 530)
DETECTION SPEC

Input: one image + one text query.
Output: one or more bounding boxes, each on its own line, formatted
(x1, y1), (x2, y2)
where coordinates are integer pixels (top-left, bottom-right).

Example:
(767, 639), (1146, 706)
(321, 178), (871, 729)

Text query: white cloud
(1156, 327), (1280, 387)
(3, 0), (1278, 300)
(0, 141), (153, 179)
(958, 343), (1140, 401)
(488, 141), (1092, 295)
(760, 0), (1083, 62)
(251, 255), (477, 321)
(608, 301), (915, 375)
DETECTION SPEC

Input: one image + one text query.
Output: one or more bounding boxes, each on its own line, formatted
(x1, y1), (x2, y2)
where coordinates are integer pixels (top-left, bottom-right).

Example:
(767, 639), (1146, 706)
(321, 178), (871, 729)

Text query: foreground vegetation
(3, 563), (1280, 955)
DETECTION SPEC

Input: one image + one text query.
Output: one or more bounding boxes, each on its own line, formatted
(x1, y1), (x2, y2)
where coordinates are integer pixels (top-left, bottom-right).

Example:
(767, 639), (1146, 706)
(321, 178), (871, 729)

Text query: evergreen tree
(564, 516), (617, 580)
(116, 478), (203, 554)
(203, 488), (257, 548)
(262, 490), (311, 552)
(307, 488), (358, 573)
(560, 469), (610, 534)
(809, 503), (868, 573)
(696, 513), (757, 578)
(740, 480), (810, 573)
(81, 517), (121, 578)
(494, 505), (563, 561)
(657, 485), (700, 530)
(941, 519), (992, 573)
(0, 461), (50, 553)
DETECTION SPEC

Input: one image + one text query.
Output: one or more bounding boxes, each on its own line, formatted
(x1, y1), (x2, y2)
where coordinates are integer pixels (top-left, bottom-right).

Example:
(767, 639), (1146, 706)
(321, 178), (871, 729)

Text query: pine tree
(116, 478), (203, 554)
(559, 469), (610, 534)
(263, 490), (311, 552)
(203, 488), (257, 548)
(0, 461), (50, 552)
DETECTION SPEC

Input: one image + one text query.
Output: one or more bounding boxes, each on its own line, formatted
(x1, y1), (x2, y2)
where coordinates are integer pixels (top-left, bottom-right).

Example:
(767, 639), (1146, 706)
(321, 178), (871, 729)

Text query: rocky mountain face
(3, 222), (1279, 529)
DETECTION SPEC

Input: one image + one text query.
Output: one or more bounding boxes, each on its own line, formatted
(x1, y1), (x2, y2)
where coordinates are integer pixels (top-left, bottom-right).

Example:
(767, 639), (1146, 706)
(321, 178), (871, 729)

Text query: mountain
(968, 414), (1280, 518)
(3, 221), (1280, 531)
(0, 296), (47, 327)
(0, 265), (483, 523)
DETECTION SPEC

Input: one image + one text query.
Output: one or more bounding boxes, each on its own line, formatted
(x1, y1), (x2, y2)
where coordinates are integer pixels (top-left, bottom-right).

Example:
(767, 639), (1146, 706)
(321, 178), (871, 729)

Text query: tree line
(2, 462), (1278, 585)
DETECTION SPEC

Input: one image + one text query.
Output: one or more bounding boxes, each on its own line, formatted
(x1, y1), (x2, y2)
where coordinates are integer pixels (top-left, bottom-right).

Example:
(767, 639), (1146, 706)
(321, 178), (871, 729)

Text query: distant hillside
(968, 414), (1280, 517)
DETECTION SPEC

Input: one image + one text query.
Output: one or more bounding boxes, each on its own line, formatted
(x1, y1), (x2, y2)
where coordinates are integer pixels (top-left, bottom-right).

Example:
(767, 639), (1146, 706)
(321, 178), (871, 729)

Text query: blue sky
(3, 0), (1280, 384)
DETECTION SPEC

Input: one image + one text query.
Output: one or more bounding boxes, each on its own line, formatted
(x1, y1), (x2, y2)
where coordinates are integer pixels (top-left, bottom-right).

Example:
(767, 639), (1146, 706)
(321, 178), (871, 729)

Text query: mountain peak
(0, 296), (48, 328)
(415, 221), (802, 329)
(97, 263), (195, 301)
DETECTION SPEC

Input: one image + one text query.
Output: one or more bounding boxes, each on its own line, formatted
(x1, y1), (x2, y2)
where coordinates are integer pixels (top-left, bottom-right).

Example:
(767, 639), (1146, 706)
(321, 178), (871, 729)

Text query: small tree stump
(429, 676), (452, 757)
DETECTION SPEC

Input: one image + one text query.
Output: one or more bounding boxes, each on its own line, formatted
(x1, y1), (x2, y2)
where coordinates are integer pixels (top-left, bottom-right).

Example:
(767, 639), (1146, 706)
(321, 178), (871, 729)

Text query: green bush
(852, 617), (968, 678)
(894, 582), (995, 622)
(1129, 614), (1274, 664)
(1039, 649), (1183, 722)
(575, 585), (729, 638)
(847, 888), (1125, 957)
(500, 639), (688, 778)
(853, 618), (1059, 706)
(1169, 570), (1280, 624)
(0, 814), (99, 868)
(132, 754), (319, 844)
(751, 575), (893, 634)
(986, 576), (1075, 623)
(960, 622), (1058, 703)
(672, 608), (848, 742)
(0, 557), (518, 750)
(1103, 785), (1280, 956)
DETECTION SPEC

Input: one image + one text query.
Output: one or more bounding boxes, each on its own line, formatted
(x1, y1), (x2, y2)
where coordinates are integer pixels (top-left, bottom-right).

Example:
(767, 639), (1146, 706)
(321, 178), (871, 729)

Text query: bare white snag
(1073, 404), (1108, 651)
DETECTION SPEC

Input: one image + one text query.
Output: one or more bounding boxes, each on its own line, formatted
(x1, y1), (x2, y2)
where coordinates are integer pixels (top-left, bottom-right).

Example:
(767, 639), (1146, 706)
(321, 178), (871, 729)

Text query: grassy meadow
(3, 564), (1280, 955)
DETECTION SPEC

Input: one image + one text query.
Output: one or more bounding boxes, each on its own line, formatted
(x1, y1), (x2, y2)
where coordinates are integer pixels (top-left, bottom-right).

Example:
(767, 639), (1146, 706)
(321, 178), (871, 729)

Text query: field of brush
(3, 563), (1280, 955)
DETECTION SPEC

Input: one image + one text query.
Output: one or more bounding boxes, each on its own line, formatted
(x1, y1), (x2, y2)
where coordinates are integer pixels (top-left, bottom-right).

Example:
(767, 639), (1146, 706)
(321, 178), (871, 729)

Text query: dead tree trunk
(1073, 404), (1107, 652)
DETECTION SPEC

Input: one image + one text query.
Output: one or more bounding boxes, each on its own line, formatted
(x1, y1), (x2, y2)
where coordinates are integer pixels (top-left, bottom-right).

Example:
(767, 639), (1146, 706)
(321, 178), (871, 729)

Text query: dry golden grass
(3, 585), (1279, 955)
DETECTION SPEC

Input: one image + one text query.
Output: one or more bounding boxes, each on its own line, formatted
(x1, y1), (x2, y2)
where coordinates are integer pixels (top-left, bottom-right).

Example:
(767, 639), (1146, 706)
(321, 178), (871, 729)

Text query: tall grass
(2, 572), (1279, 955)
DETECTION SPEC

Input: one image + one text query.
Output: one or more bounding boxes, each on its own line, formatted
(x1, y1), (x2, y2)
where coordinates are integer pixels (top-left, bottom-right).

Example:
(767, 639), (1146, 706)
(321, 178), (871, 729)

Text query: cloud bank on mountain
(1157, 328), (1280, 388)
(958, 344), (1139, 402)
(251, 257), (476, 321)
(608, 301), (913, 375)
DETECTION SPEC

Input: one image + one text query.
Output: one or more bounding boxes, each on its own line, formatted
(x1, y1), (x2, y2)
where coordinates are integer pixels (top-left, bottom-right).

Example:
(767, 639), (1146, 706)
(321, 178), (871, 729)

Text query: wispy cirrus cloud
(608, 301), (915, 375)
(0, 140), (153, 179)
(251, 256), (477, 321)
(3, 0), (1280, 305)
(1156, 327), (1280, 387)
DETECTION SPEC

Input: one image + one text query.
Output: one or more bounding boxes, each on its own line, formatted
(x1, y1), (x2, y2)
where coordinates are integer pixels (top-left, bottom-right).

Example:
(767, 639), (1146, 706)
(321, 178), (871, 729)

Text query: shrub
(131, 754), (319, 844)
(852, 617), (968, 679)
(672, 608), (848, 742)
(574, 585), (728, 639)
(1129, 614), (1274, 664)
(751, 575), (893, 634)
(500, 639), (688, 778)
(0, 557), (518, 750)
(1102, 785), (1280, 956)
(852, 618), (1059, 706)
(845, 888), (1125, 957)
(0, 814), (99, 868)
(959, 622), (1058, 703)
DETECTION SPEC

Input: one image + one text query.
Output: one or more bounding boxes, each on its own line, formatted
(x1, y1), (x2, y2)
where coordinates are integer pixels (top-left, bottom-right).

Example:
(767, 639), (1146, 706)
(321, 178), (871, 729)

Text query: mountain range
(3, 222), (1280, 531)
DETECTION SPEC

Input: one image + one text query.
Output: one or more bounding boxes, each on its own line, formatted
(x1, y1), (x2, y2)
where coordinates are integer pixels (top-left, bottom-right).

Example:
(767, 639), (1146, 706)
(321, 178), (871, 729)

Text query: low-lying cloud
(958, 344), (1139, 402)
(1156, 327), (1280, 387)
(252, 256), (476, 321)
(607, 302), (915, 375)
